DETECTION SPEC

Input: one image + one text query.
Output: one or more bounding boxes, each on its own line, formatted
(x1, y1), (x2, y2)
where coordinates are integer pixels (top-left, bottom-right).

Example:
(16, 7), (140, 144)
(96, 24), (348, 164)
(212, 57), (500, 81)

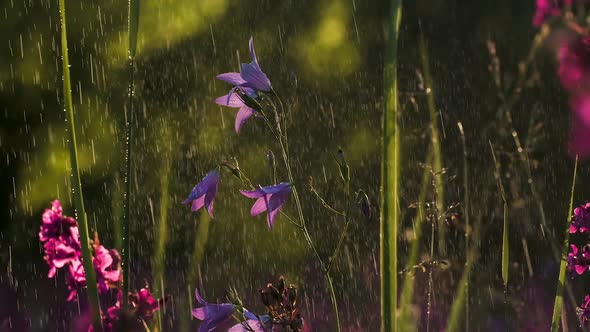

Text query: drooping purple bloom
(183, 171), (219, 218)
(558, 35), (590, 92)
(577, 295), (590, 324)
(217, 37), (272, 93)
(240, 182), (292, 229)
(570, 202), (590, 233)
(130, 287), (160, 319)
(567, 244), (590, 275)
(215, 87), (257, 133)
(192, 288), (236, 332)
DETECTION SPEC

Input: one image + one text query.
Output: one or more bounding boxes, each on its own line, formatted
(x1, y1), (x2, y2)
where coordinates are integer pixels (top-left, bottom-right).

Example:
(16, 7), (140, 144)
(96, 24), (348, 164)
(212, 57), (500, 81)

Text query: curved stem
(58, 1), (102, 330)
(265, 90), (341, 331)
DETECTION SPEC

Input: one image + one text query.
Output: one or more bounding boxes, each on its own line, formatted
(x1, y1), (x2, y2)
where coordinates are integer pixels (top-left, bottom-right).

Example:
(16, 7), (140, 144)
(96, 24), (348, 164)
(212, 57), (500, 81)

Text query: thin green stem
(399, 148), (432, 331)
(309, 184), (345, 216)
(419, 32), (445, 257)
(551, 156), (579, 332)
(58, 0), (102, 329)
(266, 89), (341, 331)
(326, 170), (351, 272)
(381, 1), (402, 331)
(122, 0), (140, 310)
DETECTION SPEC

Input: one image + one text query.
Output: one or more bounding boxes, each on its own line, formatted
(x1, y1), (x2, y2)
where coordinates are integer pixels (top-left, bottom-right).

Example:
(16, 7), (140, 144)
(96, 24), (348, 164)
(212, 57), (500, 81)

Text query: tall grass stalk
(489, 142), (509, 288)
(153, 122), (171, 331)
(399, 148), (432, 331)
(419, 33), (445, 256)
(550, 156), (579, 332)
(122, 0), (140, 310)
(381, 1), (402, 331)
(447, 122), (470, 332)
(180, 212), (211, 332)
(58, 0), (102, 329)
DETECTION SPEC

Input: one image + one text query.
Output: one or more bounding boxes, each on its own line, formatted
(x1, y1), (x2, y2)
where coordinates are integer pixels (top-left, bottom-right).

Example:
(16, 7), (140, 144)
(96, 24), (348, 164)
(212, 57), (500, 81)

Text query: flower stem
(551, 156), (579, 332)
(268, 90), (341, 331)
(381, 1), (402, 331)
(58, 0), (102, 329)
(122, 0), (140, 310)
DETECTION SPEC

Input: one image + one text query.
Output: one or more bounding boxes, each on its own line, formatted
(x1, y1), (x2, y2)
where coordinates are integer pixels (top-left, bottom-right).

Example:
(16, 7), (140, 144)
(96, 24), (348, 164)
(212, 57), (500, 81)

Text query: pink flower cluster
(39, 200), (121, 301)
(40, 200), (160, 330)
(566, 203), (590, 325)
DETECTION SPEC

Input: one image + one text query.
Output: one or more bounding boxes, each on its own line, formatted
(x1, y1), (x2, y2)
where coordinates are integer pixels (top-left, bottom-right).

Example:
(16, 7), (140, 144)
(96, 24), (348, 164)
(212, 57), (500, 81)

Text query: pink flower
(570, 202), (590, 233)
(567, 244), (590, 275)
(533, 0), (571, 27)
(558, 36), (590, 92)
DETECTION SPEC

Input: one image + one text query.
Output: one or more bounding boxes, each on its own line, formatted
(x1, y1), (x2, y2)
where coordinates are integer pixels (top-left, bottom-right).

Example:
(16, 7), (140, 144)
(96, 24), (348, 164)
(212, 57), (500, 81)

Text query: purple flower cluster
(567, 244), (590, 275)
(578, 295), (590, 324)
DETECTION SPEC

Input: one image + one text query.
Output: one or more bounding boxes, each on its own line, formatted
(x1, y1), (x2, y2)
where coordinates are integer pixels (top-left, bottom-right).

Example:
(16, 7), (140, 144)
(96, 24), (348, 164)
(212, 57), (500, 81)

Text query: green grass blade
(122, 0), (140, 310)
(490, 142), (509, 287)
(180, 212), (211, 332)
(418, 33), (445, 257)
(58, 0), (102, 329)
(551, 156), (579, 332)
(381, 1), (402, 331)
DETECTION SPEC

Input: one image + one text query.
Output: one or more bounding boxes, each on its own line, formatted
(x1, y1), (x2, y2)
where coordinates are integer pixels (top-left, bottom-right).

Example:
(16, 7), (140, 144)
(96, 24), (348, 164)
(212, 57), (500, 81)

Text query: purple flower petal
(215, 93), (244, 108)
(249, 37), (261, 71)
(250, 197), (267, 216)
(240, 63), (272, 92)
(184, 171), (219, 218)
(240, 188), (265, 199)
(235, 106), (255, 133)
(217, 72), (247, 86)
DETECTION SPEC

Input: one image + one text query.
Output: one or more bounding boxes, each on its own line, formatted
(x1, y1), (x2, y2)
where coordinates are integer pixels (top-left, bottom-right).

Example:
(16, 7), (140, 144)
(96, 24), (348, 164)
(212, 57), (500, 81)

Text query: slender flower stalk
(446, 122), (471, 332)
(419, 33), (445, 257)
(399, 149), (432, 331)
(263, 92), (342, 331)
(122, 0), (140, 310)
(58, 0), (102, 329)
(381, 1), (402, 331)
(551, 156), (579, 332)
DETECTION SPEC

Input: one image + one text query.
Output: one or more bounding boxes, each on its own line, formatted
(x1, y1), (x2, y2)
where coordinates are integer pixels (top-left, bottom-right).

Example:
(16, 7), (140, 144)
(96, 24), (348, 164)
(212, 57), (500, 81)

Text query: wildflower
(130, 288), (160, 319)
(567, 244), (590, 275)
(577, 295), (590, 324)
(569, 95), (590, 158)
(93, 245), (121, 294)
(570, 202), (590, 233)
(240, 182), (292, 229)
(215, 87), (257, 133)
(217, 37), (272, 93)
(39, 200), (82, 278)
(183, 171), (219, 218)
(192, 288), (236, 332)
(67, 258), (86, 301)
(558, 35), (590, 92)
(533, 0), (571, 27)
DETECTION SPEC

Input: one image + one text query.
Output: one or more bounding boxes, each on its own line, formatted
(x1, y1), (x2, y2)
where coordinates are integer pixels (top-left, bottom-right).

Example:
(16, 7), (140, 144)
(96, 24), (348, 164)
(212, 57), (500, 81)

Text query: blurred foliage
(2, 0), (590, 331)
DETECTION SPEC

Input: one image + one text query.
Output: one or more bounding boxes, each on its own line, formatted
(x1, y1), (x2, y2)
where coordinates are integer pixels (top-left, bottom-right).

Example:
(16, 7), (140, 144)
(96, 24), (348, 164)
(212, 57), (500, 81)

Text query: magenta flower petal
(183, 171), (219, 219)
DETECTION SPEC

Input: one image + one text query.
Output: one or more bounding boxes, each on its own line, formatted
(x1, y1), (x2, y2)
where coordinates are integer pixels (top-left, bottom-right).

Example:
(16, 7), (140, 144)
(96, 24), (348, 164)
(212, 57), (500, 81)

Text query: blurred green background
(1, 0), (590, 331)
